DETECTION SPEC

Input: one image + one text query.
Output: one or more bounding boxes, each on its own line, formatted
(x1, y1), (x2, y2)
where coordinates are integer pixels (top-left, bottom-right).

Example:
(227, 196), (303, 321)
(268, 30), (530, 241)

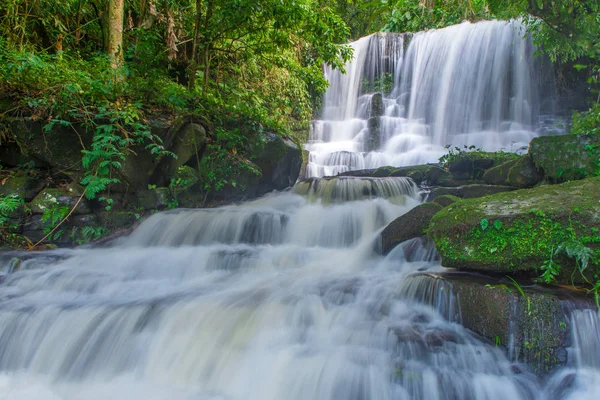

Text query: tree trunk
(107, 0), (124, 68)
(188, 0), (203, 90)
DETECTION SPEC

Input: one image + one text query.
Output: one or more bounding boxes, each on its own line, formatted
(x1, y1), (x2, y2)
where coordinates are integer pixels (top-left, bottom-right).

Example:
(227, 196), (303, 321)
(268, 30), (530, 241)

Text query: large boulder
(401, 272), (582, 374)
(506, 155), (543, 188)
(430, 184), (515, 200)
(381, 202), (442, 254)
(482, 158), (519, 185)
(446, 151), (518, 180)
(253, 133), (302, 195)
(428, 177), (600, 283)
(29, 184), (91, 215)
(529, 134), (600, 182)
(0, 173), (45, 201)
(8, 119), (90, 171)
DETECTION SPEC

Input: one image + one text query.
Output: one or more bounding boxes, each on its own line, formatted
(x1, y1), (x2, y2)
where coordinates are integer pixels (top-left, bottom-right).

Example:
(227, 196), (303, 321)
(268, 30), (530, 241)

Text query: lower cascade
(0, 178), (599, 400)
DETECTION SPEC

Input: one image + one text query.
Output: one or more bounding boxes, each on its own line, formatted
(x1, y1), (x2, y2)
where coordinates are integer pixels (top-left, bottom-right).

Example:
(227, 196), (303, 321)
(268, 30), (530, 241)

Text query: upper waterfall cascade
(306, 20), (556, 178)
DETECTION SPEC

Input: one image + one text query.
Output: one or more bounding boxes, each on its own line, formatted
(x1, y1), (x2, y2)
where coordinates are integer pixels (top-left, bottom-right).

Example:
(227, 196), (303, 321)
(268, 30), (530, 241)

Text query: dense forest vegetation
(0, 0), (599, 247)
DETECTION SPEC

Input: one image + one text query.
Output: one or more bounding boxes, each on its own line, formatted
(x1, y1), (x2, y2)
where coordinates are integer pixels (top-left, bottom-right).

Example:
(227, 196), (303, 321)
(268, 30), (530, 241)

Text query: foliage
(382, 0), (492, 33)
(0, 0), (353, 200)
(0, 194), (24, 245)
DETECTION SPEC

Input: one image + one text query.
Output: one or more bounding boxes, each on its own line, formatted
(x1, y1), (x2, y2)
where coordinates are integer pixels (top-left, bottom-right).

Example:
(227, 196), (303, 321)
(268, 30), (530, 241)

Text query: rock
(428, 177), (600, 283)
(506, 155), (543, 188)
(69, 214), (99, 227)
(0, 142), (48, 168)
(253, 133), (302, 195)
(370, 93), (384, 118)
(366, 117), (380, 151)
(381, 202), (442, 254)
(529, 134), (600, 182)
(430, 184), (515, 200)
(432, 194), (461, 208)
(482, 158), (519, 185)
(0, 174), (45, 201)
(402, 272), (581, 374)
(98, 211), (138, 230)
(30, 186), (91, 215)
(153, 120), (207, 182)
(446, 151), (518, 180)
(340, 164), (446, 185)
(8, 118), (90, 171)
(137, 188), (173, 210)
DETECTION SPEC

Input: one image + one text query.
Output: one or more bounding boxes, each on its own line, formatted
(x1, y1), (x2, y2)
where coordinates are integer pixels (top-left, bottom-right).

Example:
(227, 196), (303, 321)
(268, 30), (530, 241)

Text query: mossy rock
(370, 93), (384, 118)
(98, 211), (137, 230)
(506, 155), (543, 188)
(29, 186), (91, 215)
(8, 118), (90, 171)
(529, 134), (600, 182)
(380, 202), (442, 254)
(0, 174), (45, 201)
(482, 157), (519, 186)
(407, 273), (574, 374)
(137, 188), (173, 210)
(428, 177), (600, 283)
(446, 151), (518, 180)
(433, 194), (461, 208)
(430, 184), (514, 200)
(252, 133), (302, 194)
(391, 165), (446, 185)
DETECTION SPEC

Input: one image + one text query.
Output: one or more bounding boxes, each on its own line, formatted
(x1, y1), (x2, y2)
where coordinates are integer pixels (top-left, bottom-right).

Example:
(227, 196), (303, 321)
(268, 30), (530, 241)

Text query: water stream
(0, 20), (597, 400)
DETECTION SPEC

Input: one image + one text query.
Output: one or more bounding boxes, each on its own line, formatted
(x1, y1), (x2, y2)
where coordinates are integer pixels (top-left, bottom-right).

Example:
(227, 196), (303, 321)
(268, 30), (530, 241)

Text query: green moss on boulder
(0, 174), (45, 201)
(428, 177), (600, 283)
(506, 155), (543, 188)
(433, 194), (461, 208)
(482, 158), (519, 185)
(529, 134), (600, 182)
(446, 151), (518, 180)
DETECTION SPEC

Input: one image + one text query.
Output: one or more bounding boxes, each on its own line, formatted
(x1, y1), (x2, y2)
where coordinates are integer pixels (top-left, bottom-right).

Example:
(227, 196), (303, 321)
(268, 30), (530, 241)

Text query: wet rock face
(427, 177), (600, 283)
(401, 272), (588, 375)
(380, 202), (442, 254)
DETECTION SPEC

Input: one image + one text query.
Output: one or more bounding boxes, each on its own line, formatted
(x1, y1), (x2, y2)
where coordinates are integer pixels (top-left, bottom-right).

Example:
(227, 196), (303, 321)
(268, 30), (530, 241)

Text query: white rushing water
(0, 184), (599, 400)
(306, 20), (554, 178)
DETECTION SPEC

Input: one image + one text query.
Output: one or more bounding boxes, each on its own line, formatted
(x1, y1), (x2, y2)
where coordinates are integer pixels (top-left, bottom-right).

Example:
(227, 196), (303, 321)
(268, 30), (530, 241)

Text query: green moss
(428, 177), (600, 282)
(529, 134), (600, 182)
(433, 194), (462, 208)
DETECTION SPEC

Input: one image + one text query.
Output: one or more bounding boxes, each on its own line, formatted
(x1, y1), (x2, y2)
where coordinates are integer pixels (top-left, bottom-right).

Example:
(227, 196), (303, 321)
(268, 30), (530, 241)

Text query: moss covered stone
(30, 186), (91, 215)
(407, 272), (573, 374)
(380, 202), (442, 254)
(433, 194), (461, 208)
(446, 151), (518, 180)
(529, 134), (600, 182)
(482, 157), (519, 185)
(506, 155), (543, 188)
(428, 177), (600, 283)
(430, 184), (514, 200)
(0, 174), (45, 201)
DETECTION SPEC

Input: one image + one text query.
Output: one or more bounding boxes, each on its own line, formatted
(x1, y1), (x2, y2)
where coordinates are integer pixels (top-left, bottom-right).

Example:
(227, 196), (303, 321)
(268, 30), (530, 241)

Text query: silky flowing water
(306, 20), (556, 178)
(0, 20), (597, 400)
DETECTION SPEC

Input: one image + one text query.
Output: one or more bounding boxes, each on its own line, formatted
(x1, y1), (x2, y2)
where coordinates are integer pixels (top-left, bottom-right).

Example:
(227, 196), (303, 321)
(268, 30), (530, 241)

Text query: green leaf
(493, 220), (503, 230)
(480, 218), (489, 231)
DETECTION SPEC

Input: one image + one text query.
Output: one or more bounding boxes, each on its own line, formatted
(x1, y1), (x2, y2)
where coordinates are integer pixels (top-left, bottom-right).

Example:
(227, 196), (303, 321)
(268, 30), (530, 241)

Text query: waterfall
(0, 21), (594, 400)
(307, 20), (551, 178)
